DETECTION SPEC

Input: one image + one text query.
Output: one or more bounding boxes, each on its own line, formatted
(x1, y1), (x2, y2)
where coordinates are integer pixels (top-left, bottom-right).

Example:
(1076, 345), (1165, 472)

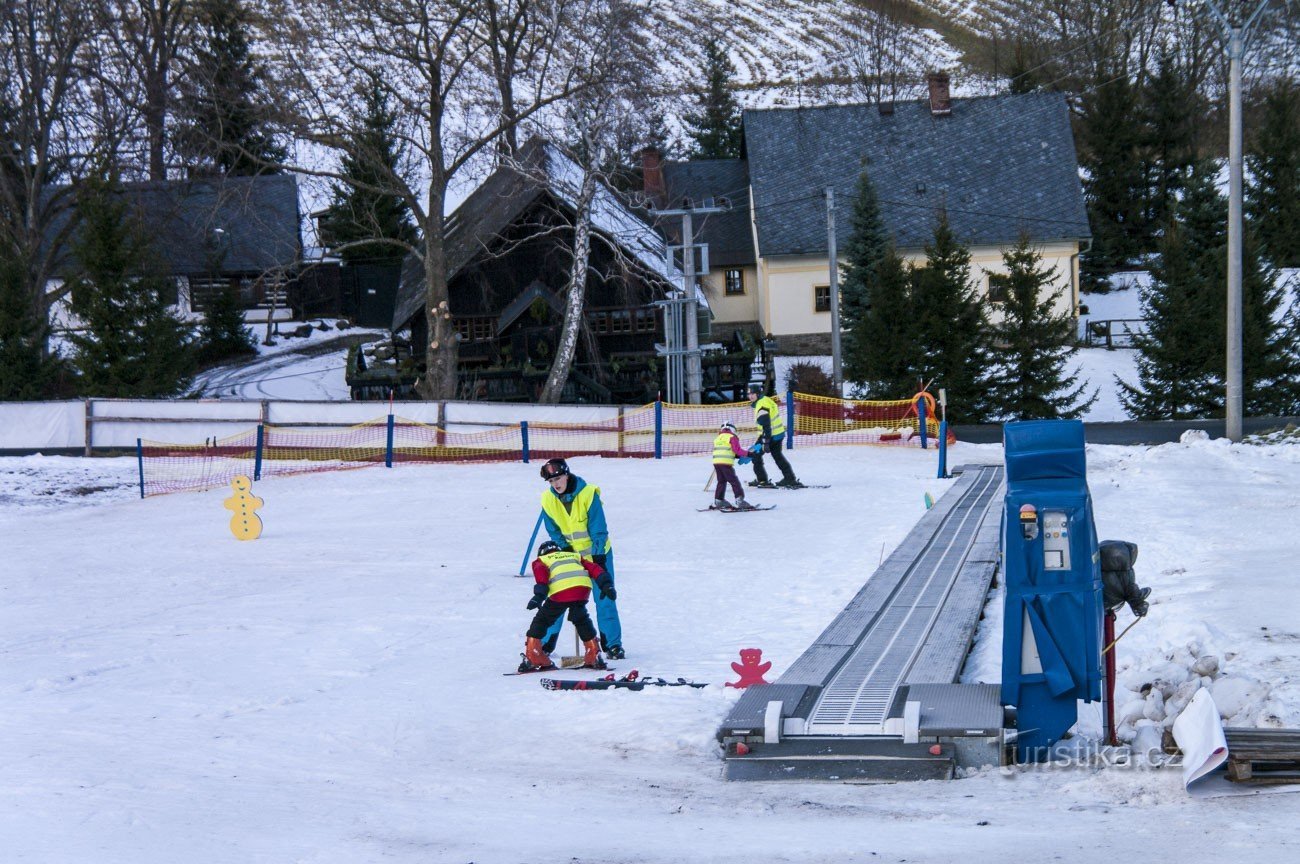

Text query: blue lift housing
(1001, 420), (1104, 761)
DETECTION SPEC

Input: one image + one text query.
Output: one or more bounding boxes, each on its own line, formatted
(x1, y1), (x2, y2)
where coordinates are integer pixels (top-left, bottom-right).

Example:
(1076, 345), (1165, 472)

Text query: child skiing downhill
(518, 540), (616, 673)
(710, 422), (758, 511)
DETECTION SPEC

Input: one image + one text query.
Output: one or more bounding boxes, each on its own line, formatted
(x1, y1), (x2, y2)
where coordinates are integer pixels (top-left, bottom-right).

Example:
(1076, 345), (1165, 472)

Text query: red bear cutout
(727, 648), (772, 688)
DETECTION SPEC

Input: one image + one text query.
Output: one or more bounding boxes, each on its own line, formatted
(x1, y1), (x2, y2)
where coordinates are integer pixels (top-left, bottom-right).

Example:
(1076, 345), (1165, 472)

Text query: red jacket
(532, 557), (605, 603)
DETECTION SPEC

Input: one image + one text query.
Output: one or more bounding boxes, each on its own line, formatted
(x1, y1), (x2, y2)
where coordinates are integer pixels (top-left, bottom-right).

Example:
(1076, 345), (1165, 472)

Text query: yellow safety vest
(753, 395), (785, 437)
(539, 550), (592, 597)
(540, 483), (610, 555)
(712, 432), (737, 465)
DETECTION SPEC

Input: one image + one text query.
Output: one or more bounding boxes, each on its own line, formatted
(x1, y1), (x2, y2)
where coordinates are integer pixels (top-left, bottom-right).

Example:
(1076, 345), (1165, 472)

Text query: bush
(785, 361), (837, 397)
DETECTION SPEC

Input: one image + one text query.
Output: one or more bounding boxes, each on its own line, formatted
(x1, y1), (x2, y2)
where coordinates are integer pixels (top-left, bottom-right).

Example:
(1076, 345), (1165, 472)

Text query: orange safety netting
(139, 393), (953, 496)
(791, 392), (952, 447)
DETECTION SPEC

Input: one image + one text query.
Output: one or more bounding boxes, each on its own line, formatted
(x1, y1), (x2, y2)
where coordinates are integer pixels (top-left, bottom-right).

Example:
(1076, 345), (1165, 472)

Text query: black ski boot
(748, 479), (776, 489)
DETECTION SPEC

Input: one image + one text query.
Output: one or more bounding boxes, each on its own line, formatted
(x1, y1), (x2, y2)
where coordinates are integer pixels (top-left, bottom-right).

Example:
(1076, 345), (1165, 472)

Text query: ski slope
(3, 440), (1299, 862)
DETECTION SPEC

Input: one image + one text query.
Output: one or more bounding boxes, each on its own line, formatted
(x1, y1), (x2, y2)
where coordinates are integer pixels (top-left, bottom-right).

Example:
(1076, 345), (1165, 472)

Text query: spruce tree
(65, 178), (196, 397)
(0, 249), (63, 399)
(1121, 162), (1299, 418)
(1079, 71), (1146, 289)
(1246, 78), (1300, 268)
(1141, 53), (1200, 237)
(839, 169), (888, 340)
(683, 37), (743, 160)
(318, 82), (418, 263)
(909, 212), (994, 422)
(844, 240), (917, 398)
(197, 283), (255, 365)
(985, 236), (1096, 420)
(177, 0), (287, 174)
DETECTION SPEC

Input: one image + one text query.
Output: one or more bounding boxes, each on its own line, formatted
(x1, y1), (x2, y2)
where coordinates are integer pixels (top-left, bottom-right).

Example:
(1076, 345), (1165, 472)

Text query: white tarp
(0, 401), (85, 450)
(91, 400), (262, 421)
(268, 401), (440, 425)
(444, 402), (619, 426)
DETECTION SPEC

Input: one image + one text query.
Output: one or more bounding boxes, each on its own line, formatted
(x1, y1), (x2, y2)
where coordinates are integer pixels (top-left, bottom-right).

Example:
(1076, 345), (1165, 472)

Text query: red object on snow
(734, 742), (750, 755)
(726, 648), (772, 688)
(929, 744), (942, 756)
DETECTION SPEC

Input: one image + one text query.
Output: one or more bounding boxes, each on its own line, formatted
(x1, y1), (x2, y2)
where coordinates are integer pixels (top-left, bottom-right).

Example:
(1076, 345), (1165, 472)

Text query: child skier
(710, 422), (757, 511)
(518, 540), (616, 673)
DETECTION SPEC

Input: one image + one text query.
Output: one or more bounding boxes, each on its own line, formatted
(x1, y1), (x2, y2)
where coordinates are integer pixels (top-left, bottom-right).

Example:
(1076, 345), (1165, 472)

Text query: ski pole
(517, 511), (544, 577)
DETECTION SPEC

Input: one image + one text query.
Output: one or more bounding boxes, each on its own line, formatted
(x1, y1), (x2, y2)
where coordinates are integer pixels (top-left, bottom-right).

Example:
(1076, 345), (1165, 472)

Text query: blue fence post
(385, 412), (395, 468)
(786, 389), (795, 450)
(254, 424), (265, 480)
(518, 511), (545, 576)
(918, 398), (929, 450)
(520, 420), (530, 463)
(136, 438), (145, 499)
(937, 420), (949, 478)
(654, 401), (662, 459)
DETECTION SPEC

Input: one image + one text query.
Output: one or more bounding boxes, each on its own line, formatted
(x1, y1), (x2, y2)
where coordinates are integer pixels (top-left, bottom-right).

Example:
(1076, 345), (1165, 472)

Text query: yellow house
(644, 78), (1091, 358)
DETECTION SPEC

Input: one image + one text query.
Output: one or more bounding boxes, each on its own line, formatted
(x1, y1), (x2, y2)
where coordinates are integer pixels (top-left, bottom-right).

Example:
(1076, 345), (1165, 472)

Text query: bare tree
(843, 0), (921, 104)
(98, 1), (195, 179)
(269, 0), (625, 399)
(0, 0), (103, 355)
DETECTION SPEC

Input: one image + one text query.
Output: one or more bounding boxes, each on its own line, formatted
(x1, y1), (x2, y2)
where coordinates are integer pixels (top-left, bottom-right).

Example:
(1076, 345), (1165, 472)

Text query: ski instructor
(537, 458), (624, 660)
(747, 383), (801, 489)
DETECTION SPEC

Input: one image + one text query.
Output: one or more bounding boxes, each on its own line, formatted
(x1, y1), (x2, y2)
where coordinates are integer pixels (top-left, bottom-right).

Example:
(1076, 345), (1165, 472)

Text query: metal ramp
(719, 465), (1005, 781)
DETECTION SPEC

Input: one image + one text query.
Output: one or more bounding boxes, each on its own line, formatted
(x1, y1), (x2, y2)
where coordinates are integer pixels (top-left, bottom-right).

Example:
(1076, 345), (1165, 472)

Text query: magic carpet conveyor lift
(718, 420), (1107, 781)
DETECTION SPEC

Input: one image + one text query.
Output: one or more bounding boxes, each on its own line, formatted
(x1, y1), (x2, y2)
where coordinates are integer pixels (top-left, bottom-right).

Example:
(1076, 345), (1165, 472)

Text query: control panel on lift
(1042, 511), (1071, 570)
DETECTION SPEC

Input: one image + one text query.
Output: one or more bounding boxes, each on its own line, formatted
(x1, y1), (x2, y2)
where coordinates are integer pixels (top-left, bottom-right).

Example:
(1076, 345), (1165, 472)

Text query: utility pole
(1200, 0), (1276, 442)
(653, 199), (729, 404)
(826, 186), (842, 392)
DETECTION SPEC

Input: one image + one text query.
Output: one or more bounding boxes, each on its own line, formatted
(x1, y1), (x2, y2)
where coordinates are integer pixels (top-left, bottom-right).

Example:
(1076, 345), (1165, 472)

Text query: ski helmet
(748, 382), (764, 396)
(720, 422), (737, 435)
(538, 540), (562, 557)
(539, 457), (570, 481)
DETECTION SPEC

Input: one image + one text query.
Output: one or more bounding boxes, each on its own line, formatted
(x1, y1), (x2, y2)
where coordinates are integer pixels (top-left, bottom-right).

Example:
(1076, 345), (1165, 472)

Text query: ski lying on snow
(541, 671), (707, 691)
(697, 504), (777, 512)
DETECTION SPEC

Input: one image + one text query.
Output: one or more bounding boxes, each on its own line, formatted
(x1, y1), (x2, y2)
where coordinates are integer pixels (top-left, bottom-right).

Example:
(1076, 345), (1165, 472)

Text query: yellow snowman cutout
(224, 475), (264, 541)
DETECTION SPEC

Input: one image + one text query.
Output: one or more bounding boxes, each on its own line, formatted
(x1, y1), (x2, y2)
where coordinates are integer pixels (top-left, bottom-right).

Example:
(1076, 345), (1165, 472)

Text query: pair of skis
(698, 503), (777, 513)
(541, 669), (707, 691)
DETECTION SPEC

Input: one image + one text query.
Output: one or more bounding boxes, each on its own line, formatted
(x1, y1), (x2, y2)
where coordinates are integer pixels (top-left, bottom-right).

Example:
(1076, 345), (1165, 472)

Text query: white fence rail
(0, 399), (635, 454)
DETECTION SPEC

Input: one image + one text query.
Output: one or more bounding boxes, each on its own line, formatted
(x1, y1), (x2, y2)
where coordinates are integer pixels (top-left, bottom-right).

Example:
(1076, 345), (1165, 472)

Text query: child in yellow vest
(710, 422), (756, 511)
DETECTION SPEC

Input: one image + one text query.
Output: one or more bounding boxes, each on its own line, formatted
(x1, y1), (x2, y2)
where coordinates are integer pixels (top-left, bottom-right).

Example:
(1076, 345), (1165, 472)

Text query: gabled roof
(496, 279), (562, 332)
(392, 138), (681, 332)
(660, 159), (755, 268)
(743, 93), (1090, 257)
(48, 174), (302, 277)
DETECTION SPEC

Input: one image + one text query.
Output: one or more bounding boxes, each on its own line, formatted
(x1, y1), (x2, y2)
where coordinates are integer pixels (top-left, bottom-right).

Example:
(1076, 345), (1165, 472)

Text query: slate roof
(660, 159), (755, 268)
(742, 92), (1090, 257)
(49, 174), (302, 277)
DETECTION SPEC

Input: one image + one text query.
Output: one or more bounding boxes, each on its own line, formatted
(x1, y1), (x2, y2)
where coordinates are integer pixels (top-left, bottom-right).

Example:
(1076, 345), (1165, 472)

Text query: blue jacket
(542, 475), (611, 555)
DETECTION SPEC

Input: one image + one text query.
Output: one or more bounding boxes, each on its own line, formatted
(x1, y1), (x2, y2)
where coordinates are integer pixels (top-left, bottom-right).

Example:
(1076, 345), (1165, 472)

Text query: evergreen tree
(1246, 78), (1300, 268)
(844, 240), (917, 397)
(985, 235), (1096, 419)
(839, 169), (888, 341)
(65, 178), (196, 397)
(177, 0), (287, 174)
(1141, 52), (1200, 236)
(1079, 71), (1146, 289)
(197, 283), (255, 364)
(320, 82), (419, 263)
(909, 212), (994, 422)
(0, 249), (63, 399)
(683, 37), (743, 160)
(1121, 162), (1299, 418)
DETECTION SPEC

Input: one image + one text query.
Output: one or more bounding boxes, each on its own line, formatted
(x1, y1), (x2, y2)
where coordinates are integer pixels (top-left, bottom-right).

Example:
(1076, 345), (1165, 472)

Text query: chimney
(640, 146), (665, 204)
(927, 72), (952, 117)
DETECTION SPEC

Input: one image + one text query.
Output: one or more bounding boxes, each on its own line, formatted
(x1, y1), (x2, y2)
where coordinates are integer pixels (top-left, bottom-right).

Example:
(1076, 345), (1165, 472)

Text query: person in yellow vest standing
(747, 383), (802, 488)
(538, 458), (624, 659)
(517, 540), (613, 673)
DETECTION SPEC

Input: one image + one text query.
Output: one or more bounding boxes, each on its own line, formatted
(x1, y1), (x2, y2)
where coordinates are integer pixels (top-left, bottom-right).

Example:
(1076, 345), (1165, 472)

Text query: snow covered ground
(188, 321), (386, 400)
(3, 438), (1299, 862)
